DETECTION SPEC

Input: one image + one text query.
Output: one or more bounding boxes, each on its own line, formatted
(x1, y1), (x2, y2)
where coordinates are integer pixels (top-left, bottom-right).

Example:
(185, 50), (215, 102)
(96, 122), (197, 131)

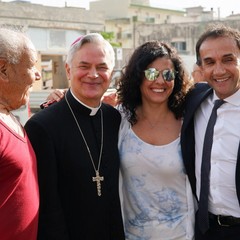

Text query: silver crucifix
(92, 170), (104, 196)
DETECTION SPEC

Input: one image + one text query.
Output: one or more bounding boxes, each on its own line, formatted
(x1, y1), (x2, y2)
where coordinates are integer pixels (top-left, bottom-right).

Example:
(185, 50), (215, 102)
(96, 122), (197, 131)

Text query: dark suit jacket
(25, 90), (125, 240)
(181, 83), (240, 205)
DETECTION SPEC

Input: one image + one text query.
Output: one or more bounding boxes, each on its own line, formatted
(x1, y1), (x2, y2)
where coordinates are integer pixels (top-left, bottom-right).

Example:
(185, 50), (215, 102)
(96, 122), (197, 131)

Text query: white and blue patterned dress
(118, 113), (195, 240)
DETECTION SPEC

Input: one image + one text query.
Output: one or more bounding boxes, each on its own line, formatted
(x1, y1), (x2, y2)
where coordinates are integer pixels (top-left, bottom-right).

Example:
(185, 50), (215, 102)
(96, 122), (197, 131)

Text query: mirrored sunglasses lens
(145, 69), (158, 81)
(162, 70), (175, 81)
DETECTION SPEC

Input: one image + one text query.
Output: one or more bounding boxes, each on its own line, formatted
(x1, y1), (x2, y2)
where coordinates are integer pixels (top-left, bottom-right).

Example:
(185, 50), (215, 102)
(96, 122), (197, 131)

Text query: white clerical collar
(70, 89), (101, 116)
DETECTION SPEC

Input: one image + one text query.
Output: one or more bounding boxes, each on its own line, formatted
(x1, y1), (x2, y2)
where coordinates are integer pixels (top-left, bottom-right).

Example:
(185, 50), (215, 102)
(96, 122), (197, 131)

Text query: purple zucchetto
(71, 36), (84, 46)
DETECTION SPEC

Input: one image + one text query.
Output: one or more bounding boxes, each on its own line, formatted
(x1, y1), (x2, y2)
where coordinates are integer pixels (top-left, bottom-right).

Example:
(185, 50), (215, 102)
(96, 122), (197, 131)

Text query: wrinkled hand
(40, 88), (67, 109)
(46, 89), (67, 102)
(102, 92), (118, 107)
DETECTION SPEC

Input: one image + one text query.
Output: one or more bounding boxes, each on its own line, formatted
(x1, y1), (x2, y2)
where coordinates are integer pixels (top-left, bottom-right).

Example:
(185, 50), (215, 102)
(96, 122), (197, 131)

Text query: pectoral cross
(92, 170), (104, 196)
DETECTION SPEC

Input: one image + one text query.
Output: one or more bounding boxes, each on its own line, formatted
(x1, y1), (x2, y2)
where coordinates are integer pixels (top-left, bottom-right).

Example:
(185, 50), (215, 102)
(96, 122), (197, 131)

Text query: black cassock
(25, 90), (125, 240)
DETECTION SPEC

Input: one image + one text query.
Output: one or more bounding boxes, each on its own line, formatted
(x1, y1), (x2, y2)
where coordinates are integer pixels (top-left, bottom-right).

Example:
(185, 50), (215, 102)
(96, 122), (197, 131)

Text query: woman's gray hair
(66, 33), (115, 69)
(0, 28), (30, 64)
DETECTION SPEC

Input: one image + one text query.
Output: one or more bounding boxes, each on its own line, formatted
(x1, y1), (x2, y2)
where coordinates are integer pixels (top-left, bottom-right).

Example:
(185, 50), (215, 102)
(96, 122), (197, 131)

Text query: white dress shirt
(194, 89), (240, 217)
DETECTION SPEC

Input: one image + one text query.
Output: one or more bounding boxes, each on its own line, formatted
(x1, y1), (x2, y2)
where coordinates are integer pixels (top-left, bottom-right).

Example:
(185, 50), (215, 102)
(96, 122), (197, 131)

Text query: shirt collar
(213, 89), (240, 107)
(70, 89), (101, 116)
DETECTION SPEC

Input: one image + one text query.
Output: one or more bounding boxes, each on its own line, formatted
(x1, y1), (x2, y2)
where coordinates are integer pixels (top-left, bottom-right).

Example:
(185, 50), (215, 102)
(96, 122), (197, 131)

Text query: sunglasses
(144, 68), (176, 82)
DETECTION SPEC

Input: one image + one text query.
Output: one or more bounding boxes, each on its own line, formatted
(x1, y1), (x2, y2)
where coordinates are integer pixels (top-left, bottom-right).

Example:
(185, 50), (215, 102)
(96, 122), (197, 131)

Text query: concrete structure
(1, 0), (240, 107)
(90, 0), (185, 48)
(0, 0), (105, 91)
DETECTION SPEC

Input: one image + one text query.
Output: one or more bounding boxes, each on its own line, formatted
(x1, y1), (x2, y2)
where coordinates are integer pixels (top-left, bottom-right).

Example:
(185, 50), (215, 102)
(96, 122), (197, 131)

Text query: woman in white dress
(117, 41), (195, 240)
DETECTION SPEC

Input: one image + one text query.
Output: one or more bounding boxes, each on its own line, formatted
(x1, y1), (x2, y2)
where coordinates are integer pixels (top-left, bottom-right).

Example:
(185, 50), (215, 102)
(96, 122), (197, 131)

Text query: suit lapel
(181, 84), (212, 198)
(183, 86), (213, 132)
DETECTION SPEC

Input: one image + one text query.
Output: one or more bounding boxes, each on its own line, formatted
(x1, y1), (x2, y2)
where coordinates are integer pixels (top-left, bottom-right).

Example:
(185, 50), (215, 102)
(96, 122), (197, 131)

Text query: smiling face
(140, 57), (175, 106)
(66, 42), (114, 107)
(199, 36), (240, 99)
(0, 39), (41, 111)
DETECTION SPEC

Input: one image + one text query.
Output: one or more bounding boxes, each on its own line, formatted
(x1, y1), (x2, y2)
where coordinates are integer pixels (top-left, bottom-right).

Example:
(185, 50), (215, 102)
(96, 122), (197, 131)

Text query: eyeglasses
(144, 68), (176, 82)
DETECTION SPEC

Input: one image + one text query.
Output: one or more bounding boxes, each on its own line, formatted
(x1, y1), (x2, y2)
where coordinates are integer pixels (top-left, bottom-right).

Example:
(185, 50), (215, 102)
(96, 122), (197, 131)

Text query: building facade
(0, 0), (105, 90)
(1, 0), (240, 94)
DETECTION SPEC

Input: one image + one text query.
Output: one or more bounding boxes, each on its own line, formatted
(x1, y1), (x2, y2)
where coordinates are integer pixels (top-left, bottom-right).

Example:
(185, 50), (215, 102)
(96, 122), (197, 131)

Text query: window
(171, 41), (186, 51)
(49, 30), (66, 48)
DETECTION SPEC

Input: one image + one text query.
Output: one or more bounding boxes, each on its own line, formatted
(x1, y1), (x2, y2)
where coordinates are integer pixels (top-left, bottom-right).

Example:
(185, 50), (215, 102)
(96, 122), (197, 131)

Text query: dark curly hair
(117, 40), (193, 125)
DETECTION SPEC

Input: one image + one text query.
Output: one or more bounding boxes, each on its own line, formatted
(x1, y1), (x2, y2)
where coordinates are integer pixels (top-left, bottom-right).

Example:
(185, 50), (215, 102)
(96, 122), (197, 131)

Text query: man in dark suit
(25, 33), (125, 240)
(181, 24), (240, 240)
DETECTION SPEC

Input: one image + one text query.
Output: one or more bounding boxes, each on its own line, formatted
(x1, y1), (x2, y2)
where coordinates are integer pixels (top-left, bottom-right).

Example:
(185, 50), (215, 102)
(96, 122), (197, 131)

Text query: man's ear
(0, 59), (9, 82)
(65, 63), (70, 80)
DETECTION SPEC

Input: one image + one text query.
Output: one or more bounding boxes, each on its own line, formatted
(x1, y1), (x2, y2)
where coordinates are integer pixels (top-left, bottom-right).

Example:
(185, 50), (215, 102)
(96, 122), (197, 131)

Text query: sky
(2, 0), (239, 18)
(150, 0), (238, 18)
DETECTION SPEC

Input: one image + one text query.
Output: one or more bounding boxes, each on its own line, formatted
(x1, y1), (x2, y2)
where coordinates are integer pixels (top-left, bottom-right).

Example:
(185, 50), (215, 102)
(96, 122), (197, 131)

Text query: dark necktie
(198, 99), (225, 233)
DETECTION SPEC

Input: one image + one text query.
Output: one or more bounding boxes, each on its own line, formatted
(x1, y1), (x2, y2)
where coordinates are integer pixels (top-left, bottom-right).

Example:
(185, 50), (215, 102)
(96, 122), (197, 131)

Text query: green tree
(100, 31), (121, 47)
